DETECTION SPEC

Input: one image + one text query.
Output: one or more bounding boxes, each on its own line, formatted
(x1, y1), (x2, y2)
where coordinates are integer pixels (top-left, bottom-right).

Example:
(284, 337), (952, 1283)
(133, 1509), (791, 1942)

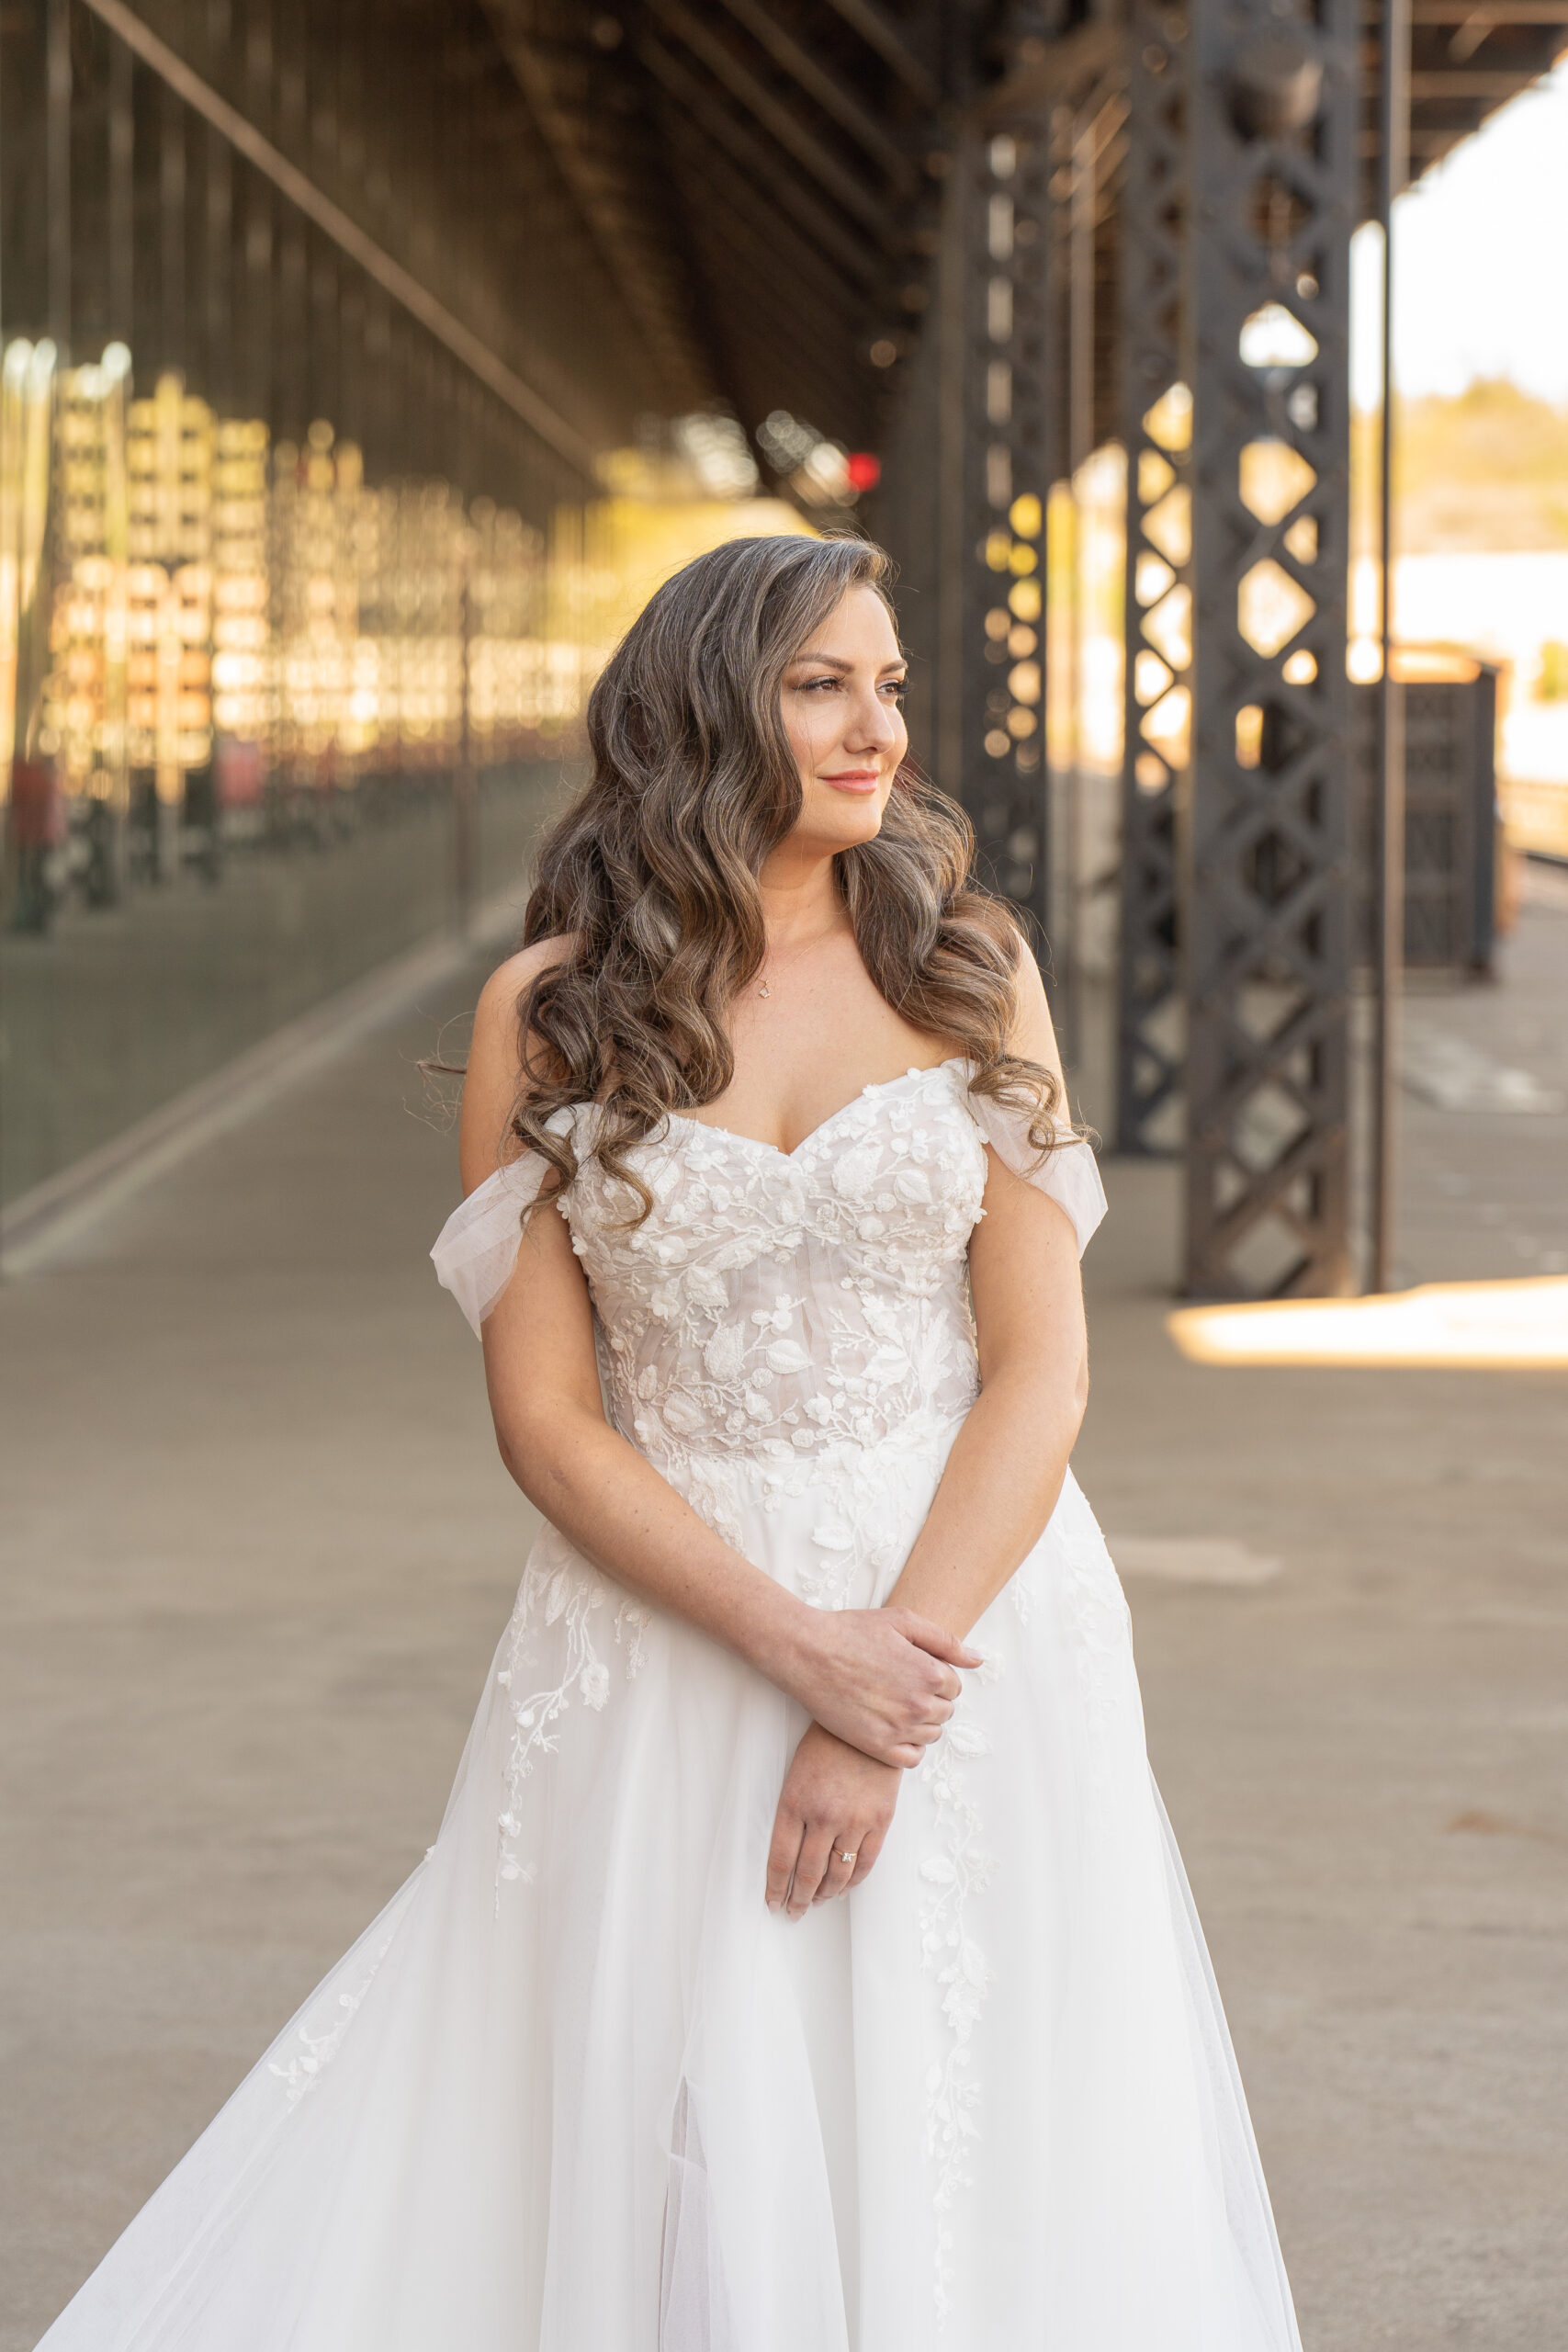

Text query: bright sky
(1350, 55), (1568, 409)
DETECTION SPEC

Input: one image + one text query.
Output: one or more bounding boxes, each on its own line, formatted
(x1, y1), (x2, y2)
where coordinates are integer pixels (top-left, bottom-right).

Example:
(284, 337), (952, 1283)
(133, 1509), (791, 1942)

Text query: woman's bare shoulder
(472, 933), (580, 1044)
(462, 933), (581, 1190)
(1001, 923), (1065, 1086)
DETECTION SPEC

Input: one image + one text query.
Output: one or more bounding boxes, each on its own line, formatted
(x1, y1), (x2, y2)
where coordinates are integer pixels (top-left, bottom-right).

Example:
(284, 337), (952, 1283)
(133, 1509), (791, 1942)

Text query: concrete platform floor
(3, 892), (1566, 2348)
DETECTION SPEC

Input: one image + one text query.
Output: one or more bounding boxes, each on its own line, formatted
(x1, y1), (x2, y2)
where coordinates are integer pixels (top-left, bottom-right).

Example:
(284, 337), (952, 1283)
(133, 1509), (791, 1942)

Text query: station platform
(3, 879), (1565, 2350)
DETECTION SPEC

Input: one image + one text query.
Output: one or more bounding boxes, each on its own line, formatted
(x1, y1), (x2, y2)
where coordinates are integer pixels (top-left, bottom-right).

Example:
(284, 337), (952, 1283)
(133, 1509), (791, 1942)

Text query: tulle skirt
(38, 1427), (1301, 2352)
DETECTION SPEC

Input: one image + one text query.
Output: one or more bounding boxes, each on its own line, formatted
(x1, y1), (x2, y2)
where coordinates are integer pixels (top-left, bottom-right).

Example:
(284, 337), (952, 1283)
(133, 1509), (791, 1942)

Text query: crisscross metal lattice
(1182, 0), (1358, 1296)
(954, 121), (1055, 953)
(1116, 2), (1190, 1155)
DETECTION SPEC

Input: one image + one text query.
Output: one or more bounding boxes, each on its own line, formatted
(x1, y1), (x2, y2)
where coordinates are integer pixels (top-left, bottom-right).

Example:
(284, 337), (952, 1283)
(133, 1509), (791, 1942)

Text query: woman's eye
(789, 673), (905, 696)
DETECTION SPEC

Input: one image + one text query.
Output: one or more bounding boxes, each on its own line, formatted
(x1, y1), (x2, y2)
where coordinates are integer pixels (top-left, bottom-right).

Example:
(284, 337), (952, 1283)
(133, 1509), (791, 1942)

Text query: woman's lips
(819, 769), (882, 793)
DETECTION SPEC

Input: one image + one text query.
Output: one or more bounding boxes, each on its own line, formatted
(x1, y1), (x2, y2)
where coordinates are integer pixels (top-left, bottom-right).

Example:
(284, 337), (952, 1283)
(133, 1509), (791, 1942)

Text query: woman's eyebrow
(786, 652), (907, 675)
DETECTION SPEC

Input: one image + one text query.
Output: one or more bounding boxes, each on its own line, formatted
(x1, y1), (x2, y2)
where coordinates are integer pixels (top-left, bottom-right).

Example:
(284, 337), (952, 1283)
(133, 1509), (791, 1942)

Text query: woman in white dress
(39, 535), (1301, 2351)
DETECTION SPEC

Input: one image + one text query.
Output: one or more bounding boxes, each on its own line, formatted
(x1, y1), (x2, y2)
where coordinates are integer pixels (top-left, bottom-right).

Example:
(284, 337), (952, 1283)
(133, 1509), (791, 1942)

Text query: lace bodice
(434, 1060), (1105, 1482)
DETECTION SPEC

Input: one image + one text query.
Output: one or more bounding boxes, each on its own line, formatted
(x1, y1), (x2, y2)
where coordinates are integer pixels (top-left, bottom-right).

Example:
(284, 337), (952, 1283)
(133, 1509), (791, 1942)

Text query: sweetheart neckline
(661, 1056), (971, 1165)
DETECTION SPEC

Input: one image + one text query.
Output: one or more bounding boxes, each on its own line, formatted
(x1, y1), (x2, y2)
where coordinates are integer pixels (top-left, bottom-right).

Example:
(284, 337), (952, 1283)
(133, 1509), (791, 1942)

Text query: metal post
(933, 151), (966, 815)
(455, 530), (476, 936)
(160, 78), (186, 375)
(108, 34), (134, 344)
(1370, 0), (1410, 1293)
(950, 120), (1055, 973)
(1116, 2), (1190, 1154)
(47, 0), (73, 352)
(206, 124), (232, 412)
(102, 341), (132, 904)
(1182, 0), (1358, 1296)
(1058, 103), (1096, 1073)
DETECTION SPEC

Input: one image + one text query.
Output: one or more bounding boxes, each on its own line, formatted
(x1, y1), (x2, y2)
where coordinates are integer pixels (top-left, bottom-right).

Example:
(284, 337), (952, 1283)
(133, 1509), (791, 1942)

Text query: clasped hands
(764, 1604), (980, 1920)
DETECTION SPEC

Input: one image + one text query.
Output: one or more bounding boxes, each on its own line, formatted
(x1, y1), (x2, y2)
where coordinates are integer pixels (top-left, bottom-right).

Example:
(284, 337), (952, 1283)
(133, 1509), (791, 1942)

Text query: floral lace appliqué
(491, 1532), (650, 1905)
(917, 1645), (1002, 2321)
(269, 1914), (402, 2109)
(558, 1066), (988, 1489)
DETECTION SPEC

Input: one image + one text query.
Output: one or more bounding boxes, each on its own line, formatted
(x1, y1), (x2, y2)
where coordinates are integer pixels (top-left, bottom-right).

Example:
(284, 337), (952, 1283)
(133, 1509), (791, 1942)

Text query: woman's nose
(846, 687), (899, 751)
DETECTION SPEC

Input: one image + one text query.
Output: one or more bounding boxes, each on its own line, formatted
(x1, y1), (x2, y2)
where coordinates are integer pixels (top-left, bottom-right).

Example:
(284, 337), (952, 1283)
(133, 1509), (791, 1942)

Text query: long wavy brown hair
(507, 533), (1061, 1217)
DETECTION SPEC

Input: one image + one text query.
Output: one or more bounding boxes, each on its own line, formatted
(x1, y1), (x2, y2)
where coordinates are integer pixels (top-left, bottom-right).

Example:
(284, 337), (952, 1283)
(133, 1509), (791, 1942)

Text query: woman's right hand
(774, 1605), (982, 1768)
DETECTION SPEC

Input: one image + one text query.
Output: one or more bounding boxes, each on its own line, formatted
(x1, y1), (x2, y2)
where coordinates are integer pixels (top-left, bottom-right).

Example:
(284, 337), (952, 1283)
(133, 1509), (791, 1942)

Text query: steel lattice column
(1181, 0), (1357, 1296)
(941, 121), (1055, 958)
(1116, 5), (1190, 1154)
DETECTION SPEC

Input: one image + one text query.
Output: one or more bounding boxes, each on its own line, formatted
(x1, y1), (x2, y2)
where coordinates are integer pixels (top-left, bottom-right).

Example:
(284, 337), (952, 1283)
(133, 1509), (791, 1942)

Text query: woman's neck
(757, 840), (849, 953)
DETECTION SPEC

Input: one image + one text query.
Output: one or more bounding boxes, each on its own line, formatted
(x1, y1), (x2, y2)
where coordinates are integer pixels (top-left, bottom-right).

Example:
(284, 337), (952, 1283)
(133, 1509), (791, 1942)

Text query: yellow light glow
(1168, 1278), (1568, 1371)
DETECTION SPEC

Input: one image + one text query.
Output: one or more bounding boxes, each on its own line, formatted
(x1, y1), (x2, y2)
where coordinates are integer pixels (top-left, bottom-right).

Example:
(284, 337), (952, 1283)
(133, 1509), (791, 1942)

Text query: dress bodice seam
(657, 1055), (971, 1165)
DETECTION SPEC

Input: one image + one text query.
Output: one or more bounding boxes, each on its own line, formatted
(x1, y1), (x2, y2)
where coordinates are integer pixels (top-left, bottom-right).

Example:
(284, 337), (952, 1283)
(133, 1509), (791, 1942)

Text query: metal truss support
(1181, 0), (1358, 1295)
(1116, 5), (1189, 1154)
(936, 119), (1056, 969)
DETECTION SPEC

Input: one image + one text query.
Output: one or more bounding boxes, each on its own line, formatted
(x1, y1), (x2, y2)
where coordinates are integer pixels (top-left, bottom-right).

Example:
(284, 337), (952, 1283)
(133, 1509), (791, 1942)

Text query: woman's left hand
(766, 1722), (901, 1917)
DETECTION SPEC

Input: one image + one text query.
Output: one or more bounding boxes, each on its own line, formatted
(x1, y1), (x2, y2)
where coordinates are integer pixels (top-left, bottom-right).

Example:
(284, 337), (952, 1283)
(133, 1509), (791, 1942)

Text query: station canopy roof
(473, 0), (1568, 475)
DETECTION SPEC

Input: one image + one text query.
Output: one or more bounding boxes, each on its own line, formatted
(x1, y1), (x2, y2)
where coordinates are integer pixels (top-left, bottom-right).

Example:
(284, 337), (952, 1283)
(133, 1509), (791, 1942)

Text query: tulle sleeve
(431, 1146), (558, 1338)
(964, 1083), (1108, 1258)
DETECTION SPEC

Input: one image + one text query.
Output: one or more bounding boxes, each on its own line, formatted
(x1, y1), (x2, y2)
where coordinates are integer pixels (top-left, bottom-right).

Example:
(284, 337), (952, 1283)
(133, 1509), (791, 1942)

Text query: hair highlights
(508, 535), (1061, 1216)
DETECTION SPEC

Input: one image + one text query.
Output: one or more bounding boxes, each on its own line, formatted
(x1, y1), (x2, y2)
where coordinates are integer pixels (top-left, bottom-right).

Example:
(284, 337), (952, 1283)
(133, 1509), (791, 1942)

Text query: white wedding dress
(39, 1057), (1302, 2352)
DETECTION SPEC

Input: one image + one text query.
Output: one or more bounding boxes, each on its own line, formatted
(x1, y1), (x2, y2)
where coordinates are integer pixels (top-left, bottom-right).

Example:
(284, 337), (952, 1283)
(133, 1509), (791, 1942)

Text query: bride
(39, 535), (1301, 2350)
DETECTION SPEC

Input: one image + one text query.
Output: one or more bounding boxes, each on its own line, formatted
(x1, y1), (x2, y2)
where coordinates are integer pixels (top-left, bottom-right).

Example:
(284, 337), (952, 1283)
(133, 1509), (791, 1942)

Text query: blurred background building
(3, 0), (1565, 1295)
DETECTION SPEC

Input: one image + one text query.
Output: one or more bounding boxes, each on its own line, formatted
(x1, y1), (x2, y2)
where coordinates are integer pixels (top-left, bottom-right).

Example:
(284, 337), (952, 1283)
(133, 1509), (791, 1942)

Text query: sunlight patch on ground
(1168, 1278), (1568, 1370)
(1109, 1537), (1284, 1586)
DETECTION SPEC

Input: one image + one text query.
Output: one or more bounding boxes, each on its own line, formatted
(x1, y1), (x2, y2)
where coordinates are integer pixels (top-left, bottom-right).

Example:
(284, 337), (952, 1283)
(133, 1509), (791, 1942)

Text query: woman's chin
(795, 801), (888, 857)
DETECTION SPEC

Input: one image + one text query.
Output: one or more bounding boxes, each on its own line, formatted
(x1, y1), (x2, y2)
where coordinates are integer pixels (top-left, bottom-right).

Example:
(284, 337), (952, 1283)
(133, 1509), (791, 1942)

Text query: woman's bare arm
(767, 949), (1089, 1914)
(886, 947), (1088, 1634)
(462, 946), (980, 1770)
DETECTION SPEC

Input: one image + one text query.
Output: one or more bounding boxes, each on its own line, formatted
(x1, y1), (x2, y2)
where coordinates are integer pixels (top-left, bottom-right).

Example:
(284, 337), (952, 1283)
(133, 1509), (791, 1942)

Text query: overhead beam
(822, 0), (941, 107)
(663, 145), (866, 383)
(479, 2), (713, 415)
(971, 19), (1124, 127)
(714, 0), (915, 185)
(676, 205), (866, 428)
(646, 0), (894, 239)
(638, 32), (882, 285)
(1406, 2), (1568, 19)
(73, 0), (598, 475)
(659, 107), (868, 327)
(1408, 62), (1564, 88)
(1359, 123), (1477, 151)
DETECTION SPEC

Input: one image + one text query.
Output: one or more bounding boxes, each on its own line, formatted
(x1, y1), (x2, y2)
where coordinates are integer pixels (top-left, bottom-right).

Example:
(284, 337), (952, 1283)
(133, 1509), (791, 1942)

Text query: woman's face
(778, 584), (908, 855)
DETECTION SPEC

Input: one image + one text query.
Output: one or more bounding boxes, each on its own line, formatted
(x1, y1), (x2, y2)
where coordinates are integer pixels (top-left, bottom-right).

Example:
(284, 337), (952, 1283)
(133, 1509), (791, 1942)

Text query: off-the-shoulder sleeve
(964, 1084), (1108, 1258)
(431, 1151), (555, 1337)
